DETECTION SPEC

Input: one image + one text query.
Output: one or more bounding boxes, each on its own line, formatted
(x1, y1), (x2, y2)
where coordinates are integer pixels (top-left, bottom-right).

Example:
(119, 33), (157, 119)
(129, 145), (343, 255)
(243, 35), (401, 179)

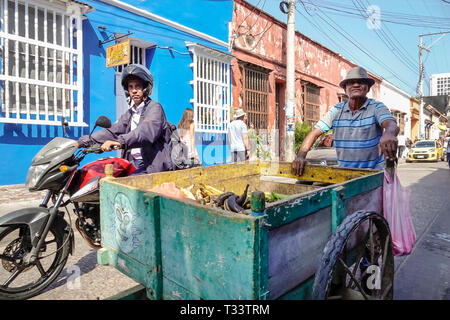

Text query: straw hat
(234, 108), (246, 119)
(339, 66), (375, 89)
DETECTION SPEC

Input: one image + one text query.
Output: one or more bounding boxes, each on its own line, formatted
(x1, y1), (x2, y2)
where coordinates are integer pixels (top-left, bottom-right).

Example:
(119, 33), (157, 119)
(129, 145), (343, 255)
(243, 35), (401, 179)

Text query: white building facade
(429, 73), (450, 96)
(380, 80), (411, 139)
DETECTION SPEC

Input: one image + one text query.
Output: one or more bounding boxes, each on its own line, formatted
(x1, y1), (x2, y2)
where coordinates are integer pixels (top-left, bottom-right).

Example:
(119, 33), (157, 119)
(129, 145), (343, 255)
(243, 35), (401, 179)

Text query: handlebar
(83, 143), (103, 154)
(82, 143), (122, 154)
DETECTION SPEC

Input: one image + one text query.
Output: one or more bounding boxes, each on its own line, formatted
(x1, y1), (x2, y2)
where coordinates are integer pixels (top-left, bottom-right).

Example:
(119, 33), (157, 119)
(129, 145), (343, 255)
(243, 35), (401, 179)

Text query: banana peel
(265, 192), (291, 202)
(195, 189), (204, 201)
(199, 183), (223, 196)
(180, 187), (196, 200)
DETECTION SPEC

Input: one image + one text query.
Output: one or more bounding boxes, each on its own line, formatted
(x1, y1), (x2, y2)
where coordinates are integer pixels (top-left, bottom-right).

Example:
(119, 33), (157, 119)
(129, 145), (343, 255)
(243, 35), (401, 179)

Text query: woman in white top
(177, 108), (199, 161)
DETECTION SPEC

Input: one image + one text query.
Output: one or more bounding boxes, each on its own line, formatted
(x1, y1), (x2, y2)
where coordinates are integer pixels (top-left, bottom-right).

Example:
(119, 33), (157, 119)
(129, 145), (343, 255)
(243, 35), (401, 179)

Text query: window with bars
(392, 111), (405, 135)
(302, 83), (321, 126)
(187, 42), (232, 134)
(113, 40), (148, 119)
(241, 63), (269, 130)
(0, 0), (85, 126)
(115, 43), (146, 74)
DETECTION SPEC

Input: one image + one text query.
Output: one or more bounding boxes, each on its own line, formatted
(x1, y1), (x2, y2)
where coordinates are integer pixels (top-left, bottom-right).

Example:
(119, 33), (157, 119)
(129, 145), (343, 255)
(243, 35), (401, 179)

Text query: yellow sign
(106, 40), (130, 68)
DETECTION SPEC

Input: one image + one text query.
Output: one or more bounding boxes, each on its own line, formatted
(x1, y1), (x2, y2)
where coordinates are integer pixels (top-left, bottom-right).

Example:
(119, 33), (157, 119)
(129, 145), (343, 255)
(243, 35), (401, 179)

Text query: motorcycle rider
(77, 64), (174, 174)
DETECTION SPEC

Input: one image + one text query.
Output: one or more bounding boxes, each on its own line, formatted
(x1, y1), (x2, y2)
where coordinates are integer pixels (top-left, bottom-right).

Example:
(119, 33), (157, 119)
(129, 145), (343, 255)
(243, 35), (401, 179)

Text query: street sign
(106, 40), (130, 68)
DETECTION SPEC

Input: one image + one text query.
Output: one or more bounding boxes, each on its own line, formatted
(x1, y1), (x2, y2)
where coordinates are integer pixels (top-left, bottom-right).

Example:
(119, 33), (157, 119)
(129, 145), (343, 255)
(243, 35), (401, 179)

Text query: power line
(438, 0), (450, 72)
(352, 0), (418, 75)
(295, 3), (362, 66)
(298, 1), (417, 93)
(301, 0), (450, 29)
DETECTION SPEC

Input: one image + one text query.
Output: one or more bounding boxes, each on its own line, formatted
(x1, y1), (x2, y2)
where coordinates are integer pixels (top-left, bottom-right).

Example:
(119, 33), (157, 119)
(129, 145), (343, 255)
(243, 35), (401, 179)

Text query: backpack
(168, 122), (201, 170)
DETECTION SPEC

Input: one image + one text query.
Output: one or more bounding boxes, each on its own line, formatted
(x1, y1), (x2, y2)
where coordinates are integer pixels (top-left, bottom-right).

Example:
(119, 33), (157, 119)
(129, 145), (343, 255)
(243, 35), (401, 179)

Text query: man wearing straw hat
(293, 66), (399, 175)
(228, 108), (250, 162)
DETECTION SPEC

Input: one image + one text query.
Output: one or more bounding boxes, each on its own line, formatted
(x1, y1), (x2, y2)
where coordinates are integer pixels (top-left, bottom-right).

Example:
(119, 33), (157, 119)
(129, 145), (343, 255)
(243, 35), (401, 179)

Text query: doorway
(276, 81), (286, 160)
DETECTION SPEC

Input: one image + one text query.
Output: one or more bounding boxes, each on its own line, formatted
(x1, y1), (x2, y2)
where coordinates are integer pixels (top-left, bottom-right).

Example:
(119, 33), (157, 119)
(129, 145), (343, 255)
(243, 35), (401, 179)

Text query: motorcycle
(0, 116), (135, 300)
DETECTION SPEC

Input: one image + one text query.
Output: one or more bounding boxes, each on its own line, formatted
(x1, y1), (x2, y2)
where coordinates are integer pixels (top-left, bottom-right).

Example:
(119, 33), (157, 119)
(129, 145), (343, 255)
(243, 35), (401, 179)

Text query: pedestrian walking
(177, 108), (200, 163)
(397, 134), (406, 159)
(293, 66), (399, 175)
(227, 108), (249, 162)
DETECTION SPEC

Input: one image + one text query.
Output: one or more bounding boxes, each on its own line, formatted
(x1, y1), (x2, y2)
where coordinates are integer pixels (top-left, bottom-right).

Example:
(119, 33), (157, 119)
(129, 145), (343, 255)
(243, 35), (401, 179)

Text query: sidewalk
(0, 184), (46, 205)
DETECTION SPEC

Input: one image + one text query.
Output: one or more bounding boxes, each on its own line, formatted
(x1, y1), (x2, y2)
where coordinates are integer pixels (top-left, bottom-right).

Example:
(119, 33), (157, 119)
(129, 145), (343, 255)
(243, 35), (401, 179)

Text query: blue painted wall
(0, 0), (233, 185)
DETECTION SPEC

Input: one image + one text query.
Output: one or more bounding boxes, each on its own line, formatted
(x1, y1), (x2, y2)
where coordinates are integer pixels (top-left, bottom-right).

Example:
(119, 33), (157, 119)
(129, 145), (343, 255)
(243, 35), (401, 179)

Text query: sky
(244, 0), (450, 97)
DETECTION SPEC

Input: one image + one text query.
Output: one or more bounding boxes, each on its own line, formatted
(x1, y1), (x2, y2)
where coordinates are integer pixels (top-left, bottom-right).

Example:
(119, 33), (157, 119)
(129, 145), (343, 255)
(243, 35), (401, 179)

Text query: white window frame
(187, 42), (232, 134)
(0, 0), (87, 126)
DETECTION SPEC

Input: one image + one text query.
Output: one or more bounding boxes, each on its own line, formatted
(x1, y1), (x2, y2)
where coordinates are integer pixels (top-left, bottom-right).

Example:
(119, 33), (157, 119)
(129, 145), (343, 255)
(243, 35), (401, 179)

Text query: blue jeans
(447, 153), (450, 168)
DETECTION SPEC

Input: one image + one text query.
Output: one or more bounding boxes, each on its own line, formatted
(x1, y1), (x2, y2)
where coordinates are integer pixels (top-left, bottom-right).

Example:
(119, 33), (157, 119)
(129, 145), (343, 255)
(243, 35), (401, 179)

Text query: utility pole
(418, 35), (427, 140)
(418, 31), (450, 139)
(285, 0), (296, 162)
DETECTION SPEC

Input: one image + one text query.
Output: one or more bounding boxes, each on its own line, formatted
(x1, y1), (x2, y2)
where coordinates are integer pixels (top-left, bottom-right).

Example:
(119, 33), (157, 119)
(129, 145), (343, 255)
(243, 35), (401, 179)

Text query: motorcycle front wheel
(0, 223), (70, 300)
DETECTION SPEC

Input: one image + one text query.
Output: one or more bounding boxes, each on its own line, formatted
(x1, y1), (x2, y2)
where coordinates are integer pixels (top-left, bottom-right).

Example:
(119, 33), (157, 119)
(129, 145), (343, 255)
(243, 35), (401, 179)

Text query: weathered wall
(231, 0), (381, 159)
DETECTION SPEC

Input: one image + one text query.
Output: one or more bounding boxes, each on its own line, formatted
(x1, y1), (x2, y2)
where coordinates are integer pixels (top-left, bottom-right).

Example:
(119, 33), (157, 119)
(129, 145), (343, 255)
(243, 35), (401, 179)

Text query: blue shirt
(315, 98), (394, 169)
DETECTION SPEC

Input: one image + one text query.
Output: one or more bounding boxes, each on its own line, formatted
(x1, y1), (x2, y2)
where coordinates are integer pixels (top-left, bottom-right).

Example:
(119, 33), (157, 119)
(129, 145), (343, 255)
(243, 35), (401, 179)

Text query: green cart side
(98, 162), (393, 300)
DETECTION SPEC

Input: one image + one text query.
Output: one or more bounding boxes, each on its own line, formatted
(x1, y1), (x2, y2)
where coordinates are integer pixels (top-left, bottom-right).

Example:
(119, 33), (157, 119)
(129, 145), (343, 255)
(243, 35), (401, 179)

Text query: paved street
(0, 160), (449, 300)
(0, 187), (139, 300)
(394, 160), (450, 300)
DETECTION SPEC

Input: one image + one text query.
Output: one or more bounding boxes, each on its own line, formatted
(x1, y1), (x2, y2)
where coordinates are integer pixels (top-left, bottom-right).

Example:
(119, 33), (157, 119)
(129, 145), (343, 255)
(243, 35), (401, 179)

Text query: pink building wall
(231, 0), (381, 158)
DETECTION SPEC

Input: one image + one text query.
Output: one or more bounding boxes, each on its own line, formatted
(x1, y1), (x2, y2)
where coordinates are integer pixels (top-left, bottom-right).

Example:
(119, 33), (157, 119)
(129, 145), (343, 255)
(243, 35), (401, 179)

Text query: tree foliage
(294, 121), (312, 154)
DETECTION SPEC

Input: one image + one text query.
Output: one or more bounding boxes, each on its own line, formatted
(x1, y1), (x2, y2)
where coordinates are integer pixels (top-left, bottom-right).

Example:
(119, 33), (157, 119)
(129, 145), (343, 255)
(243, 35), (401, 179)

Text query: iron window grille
(302, 82), (321, 126)
(187, 42), (232, 134)
(115, 43), (146, 74)
(0, 0), (87, 126)
(241, 63), (269, 131)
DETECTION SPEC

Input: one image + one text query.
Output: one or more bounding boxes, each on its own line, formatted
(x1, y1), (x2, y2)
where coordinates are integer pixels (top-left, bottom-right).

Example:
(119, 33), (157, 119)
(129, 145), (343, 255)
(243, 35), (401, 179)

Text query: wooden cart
(97, 162), (393, 300)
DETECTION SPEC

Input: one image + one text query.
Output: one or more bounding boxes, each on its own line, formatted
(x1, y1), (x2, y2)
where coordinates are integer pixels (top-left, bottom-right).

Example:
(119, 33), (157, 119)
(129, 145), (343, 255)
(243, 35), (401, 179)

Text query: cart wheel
(312, 210), (394, 300)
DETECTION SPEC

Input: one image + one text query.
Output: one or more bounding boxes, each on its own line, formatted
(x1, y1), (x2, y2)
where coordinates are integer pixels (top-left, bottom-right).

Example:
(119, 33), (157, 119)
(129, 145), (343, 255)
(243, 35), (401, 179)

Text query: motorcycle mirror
(95, 116), (112, 129)
(89, 116), (112, 141)
(61, 116), (69, 137)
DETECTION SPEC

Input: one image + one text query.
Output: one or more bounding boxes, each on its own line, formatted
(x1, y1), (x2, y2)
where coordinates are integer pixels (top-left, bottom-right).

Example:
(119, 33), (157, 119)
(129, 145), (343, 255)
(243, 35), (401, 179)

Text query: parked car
(406, 140), (445, 163)
(306, 133), (338, 166)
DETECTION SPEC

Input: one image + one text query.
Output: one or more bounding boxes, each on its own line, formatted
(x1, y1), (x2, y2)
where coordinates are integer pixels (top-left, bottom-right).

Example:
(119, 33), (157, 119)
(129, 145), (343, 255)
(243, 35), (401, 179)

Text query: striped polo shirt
(314, 98), (394, 169)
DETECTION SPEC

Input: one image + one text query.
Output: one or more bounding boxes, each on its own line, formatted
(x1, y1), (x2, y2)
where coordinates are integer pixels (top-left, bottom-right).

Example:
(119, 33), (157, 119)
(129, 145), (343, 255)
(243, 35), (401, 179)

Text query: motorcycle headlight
(25, 163), (50, 190)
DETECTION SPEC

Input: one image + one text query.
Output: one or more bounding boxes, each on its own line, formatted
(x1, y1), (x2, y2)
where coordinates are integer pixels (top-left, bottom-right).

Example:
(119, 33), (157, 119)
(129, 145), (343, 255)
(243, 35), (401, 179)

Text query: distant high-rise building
(429, 73), (450, 96)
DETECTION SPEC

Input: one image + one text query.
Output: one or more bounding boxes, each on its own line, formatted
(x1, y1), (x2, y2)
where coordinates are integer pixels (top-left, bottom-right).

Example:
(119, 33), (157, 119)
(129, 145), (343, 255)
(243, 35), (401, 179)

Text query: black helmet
(121, 64), (154, 97)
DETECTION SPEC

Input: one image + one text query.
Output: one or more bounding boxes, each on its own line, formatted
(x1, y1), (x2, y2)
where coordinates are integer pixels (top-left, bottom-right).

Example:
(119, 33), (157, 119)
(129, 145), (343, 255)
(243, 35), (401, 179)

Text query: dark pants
(398, 145), (405, 158)
(130, 158), (146, 176)
(232, 151), (246, 162)
(447, 153), (450, 168)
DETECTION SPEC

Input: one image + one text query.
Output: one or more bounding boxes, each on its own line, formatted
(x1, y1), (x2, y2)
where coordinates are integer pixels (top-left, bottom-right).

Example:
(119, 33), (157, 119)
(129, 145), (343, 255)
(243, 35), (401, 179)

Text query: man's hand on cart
(292, 150), (308, 176)
(379, 119), (399, 161)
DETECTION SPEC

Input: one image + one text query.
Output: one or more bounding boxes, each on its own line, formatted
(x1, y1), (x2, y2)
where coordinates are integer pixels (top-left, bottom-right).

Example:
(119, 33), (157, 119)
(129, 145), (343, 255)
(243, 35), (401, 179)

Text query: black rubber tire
(312, 210), (393, 300)
(0, 220), (71, 300)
